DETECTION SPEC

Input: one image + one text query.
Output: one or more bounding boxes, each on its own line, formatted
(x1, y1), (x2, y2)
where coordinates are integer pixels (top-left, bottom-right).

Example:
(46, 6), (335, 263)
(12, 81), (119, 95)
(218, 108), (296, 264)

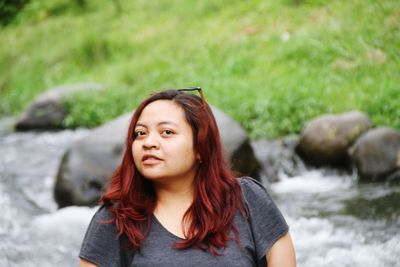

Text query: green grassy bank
(0, 0), (399, 138)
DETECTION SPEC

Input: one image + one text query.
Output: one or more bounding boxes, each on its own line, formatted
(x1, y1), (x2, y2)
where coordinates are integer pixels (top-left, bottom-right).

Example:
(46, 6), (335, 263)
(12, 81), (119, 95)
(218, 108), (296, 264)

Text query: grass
(0, 0), (399, 138)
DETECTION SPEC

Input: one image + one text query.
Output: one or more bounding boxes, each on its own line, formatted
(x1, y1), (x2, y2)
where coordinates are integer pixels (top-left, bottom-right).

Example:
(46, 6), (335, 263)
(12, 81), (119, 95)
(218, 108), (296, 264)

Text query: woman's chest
(130, 216), (257, 267)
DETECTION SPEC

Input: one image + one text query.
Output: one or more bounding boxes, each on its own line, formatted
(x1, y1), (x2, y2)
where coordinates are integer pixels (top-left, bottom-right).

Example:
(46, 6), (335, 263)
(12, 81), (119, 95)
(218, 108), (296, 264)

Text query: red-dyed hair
(101, 90), (247, 255)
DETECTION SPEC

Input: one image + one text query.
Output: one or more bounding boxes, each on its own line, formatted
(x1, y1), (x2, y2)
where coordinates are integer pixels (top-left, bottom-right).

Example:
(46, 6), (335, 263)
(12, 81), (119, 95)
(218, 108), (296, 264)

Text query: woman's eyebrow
(158, 121), (179, 127)
(135, 123), (147, 128)
(135, 121), (178, 128)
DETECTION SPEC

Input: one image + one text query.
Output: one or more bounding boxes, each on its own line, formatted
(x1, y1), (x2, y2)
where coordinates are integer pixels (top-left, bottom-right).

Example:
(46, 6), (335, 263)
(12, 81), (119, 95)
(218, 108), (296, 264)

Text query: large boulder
(54, 114), (129, 207)
(211, 108), (260, 178)
(349, 127), (400, 182)
(54, 106), (261, 207)
(297, 111), (372, 166)
(15, 83), (103, 131)
(251, 136), (305, 183)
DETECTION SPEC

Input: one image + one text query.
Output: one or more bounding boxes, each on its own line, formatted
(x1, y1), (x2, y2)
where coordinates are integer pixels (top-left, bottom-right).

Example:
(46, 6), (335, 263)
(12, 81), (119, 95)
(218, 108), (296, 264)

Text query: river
(0, 118), (399, 266)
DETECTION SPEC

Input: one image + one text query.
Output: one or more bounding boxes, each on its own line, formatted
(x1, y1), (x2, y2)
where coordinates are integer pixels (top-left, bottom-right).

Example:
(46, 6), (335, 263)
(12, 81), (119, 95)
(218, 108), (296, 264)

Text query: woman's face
(132, 100), (198, 183)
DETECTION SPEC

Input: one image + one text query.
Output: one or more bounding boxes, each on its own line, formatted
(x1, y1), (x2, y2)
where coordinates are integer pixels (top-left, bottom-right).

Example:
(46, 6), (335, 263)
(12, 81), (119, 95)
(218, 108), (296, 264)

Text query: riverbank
(0, 0), (399, 138)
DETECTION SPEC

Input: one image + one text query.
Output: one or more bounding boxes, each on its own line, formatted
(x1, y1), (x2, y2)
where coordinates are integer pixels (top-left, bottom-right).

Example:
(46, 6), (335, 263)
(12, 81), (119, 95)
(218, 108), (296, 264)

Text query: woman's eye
(163, 130), (174, 135)
(134, 130), (146, 137)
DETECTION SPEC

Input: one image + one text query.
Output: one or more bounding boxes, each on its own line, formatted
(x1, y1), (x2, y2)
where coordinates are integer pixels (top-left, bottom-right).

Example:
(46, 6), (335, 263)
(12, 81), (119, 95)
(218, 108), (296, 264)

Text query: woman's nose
(142, 133), (159, 149)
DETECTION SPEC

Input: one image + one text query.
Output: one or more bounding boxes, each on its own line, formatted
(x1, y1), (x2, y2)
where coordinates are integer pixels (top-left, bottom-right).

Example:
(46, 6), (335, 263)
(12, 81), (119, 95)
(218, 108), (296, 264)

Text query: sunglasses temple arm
(198, 90), (206, 108)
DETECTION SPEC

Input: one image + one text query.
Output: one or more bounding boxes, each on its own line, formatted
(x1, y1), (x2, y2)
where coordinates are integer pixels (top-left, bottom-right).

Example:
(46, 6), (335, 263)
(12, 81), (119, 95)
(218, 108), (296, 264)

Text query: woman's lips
(142, 155), (162, 165)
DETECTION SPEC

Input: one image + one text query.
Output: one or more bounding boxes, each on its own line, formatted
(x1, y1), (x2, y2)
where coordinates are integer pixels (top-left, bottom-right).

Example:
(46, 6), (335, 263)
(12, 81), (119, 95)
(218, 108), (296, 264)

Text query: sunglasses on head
(176, 87), (206, 107)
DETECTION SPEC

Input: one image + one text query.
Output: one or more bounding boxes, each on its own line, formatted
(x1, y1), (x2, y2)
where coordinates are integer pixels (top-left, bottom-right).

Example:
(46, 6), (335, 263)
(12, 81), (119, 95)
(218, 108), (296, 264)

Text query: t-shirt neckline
(152, 214), (186, 241)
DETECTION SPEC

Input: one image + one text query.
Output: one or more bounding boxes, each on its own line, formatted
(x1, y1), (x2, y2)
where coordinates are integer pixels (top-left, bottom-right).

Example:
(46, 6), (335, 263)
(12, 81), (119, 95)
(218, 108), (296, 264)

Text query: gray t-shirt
(79, 177), (288, 267)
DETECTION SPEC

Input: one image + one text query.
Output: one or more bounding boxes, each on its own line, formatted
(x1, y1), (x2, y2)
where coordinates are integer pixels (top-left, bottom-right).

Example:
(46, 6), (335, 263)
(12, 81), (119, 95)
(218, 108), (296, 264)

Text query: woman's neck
(152, 178), (195, 238)
(153, 177), (194, 210)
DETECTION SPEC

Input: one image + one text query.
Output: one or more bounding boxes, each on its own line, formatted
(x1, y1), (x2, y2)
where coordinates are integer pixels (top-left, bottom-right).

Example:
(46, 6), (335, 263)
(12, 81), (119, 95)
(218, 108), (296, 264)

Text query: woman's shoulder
(236, 176), (280, 211)
(236, 176), (269, 196)
(236, 176), (262, 186)
(235, 177), (289, 263)
(79, 205), (121, 266)
(91, 205), (114, 221)
(82, 205), (117, 239)
(81, 205), (118, 248)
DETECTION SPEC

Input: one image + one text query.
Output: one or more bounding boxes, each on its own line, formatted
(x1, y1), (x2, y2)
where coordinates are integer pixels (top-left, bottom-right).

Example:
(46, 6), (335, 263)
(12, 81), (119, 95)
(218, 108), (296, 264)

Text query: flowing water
(0, 117), (399, 267)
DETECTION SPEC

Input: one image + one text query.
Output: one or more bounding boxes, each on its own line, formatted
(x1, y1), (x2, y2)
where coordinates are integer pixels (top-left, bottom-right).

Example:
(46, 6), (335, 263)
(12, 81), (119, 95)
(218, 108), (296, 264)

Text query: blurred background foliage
(0, 0), (399, 138)
(0, 0), (30, 26)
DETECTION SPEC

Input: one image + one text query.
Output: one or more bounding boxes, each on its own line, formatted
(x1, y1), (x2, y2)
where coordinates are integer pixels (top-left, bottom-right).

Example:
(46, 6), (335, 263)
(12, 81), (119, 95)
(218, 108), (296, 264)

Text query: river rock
(349, 127), (400, 182)
(297, 111), (372, 166)
(54, 106), (261, 207)
(251, 135), (305, 183)
(15, 83), (104, 131)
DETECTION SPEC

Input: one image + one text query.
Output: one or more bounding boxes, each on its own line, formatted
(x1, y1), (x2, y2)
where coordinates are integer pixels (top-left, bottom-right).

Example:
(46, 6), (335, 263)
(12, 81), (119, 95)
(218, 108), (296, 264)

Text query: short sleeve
(238, 177), (289, 265)
(79, 206), (121, 267)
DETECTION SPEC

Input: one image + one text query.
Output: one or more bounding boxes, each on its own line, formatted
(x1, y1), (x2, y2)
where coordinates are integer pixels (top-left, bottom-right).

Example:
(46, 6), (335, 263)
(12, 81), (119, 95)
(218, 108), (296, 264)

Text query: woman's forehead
(137, 100), (186, 126)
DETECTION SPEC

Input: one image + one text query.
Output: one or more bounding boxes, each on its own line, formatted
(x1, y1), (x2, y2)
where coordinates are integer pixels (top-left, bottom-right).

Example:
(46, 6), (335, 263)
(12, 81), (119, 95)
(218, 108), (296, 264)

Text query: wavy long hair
(101, 90), (247, 255)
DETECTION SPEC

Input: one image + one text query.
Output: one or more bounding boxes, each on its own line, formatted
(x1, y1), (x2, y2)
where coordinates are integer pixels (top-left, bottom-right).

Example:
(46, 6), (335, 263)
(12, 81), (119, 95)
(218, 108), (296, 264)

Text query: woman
(79, 88), (296, 267)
